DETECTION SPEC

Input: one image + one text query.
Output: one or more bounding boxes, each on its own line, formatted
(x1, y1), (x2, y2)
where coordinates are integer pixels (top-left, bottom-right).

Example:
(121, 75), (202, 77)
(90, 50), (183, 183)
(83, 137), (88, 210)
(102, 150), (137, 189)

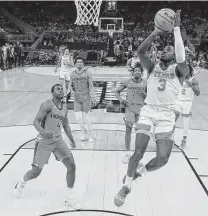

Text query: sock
(75, 111), (87, 132)
(139, 165), (147, 176)
(22, 177), (26, 183)
(83, 111), (92, 132)
(124, 176), (133, 189)
(183, 117), (190, 138)
(68, 187), (73, 195)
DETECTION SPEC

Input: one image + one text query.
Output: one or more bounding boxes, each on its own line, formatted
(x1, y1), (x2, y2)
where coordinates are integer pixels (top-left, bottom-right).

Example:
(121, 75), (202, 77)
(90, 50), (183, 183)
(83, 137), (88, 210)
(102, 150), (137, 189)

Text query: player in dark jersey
(69, 57), (96, 142)
(14, 84), (79, 209)
(115, 65), (147, 164)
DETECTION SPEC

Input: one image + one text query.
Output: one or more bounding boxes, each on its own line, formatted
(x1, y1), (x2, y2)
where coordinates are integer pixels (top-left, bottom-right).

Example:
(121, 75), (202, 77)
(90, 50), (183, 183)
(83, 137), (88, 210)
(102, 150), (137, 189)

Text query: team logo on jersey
(154, 71), (175, 79)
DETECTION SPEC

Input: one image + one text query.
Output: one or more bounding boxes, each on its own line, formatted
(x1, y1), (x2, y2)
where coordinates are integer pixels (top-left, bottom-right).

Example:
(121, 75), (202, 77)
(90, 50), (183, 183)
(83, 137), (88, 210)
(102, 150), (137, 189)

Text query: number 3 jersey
(125, 78), (147, 114)
(145, 63), (181, 108)
(41, 100), (67, 138)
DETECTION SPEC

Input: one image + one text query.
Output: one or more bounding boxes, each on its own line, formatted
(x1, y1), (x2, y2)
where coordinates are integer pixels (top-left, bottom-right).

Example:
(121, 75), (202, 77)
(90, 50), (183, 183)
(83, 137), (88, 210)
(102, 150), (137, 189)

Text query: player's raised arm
(33, 101), (53, 139)
(137, 29), (163, 73)
(126, 58), (133, 72)
(115, 81), (127, 104)
(174, 10), (187, 78)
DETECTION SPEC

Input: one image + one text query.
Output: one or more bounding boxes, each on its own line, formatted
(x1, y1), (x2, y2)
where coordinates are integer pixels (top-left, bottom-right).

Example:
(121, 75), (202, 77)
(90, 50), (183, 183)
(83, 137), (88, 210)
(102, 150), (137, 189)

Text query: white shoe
(80, 132), (88, 141)
(88, 132), (95, 143)
(122, 152), (131, 164)
(179, 139), (187, 150)
(64, 194), (80, 209)
(14, 179), (26, 198)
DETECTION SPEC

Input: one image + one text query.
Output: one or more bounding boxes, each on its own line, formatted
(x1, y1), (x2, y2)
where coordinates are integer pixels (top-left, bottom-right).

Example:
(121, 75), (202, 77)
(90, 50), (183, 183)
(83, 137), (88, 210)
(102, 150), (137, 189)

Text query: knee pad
(136, 129), (151, 137)
(155, 131), (173, 141)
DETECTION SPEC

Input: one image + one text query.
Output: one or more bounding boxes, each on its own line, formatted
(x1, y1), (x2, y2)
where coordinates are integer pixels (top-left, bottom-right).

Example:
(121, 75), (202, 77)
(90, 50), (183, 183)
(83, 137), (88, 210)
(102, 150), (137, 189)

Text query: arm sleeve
(174, 27), (185, 63)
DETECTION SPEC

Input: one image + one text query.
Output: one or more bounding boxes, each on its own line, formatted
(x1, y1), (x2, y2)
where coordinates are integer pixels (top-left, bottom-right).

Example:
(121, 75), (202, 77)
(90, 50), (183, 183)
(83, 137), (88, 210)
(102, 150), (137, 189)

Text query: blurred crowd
(0, 1), (207, 68)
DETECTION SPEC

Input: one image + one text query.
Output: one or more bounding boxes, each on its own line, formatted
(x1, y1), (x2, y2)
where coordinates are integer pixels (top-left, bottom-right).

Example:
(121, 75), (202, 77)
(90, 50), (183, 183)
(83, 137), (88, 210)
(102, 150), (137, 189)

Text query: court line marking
(0, 123), (207, 132)
(0, 138), (35, 173)
(39, 209), (134, 216)
(174, 144), (208, 196)
(0, 138), (207, 197)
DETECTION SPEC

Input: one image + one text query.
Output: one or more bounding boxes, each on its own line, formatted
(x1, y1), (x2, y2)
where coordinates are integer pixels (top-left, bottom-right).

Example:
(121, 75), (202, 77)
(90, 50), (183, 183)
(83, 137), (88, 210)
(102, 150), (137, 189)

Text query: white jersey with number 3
(145, 63), (181, 108)
(178, 78), (194, 101)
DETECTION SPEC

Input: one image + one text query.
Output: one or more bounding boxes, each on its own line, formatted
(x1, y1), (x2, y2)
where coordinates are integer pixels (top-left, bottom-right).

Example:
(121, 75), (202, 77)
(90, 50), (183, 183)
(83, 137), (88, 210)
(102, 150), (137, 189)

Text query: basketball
(154, 8), (175, 32)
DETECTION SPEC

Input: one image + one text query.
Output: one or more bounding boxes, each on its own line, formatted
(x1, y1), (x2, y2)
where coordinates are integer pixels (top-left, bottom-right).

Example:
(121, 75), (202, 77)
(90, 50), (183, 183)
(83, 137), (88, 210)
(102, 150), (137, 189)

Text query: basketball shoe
(80, 130), (88, 141)
(14, 178), (26, 198)
(114, 185), (131, 207)
(179, 138), (187, 150)
(64, 192), (80, 209)
(87, 131), (95, 143)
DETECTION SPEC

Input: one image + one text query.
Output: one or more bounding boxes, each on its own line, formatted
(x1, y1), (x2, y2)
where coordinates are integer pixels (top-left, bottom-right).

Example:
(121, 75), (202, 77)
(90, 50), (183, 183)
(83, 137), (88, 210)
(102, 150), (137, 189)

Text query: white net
(74, 0), (103, 26)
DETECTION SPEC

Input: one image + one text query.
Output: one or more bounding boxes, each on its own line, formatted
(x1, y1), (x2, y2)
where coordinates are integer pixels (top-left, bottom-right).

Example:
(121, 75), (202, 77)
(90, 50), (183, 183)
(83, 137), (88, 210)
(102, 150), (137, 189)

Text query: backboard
(98, 17), (123, 33)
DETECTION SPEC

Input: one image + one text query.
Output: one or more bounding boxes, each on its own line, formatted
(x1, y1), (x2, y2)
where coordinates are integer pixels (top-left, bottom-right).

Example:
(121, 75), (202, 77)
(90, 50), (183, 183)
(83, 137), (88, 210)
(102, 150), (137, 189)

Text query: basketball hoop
(74, 0), (103, 26)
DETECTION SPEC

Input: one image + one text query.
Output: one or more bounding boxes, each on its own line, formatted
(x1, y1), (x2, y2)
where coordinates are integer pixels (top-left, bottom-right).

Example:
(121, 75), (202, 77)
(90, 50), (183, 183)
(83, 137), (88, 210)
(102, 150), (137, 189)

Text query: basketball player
(14, 84), (79, 209)
(126, 51), (141, 72)
(115, 66), (147, 164)
(55, 48), (74, 100)
(174, 65), (200, 149)
(69, 57), (96, 142)
(114, 10), (188, 206)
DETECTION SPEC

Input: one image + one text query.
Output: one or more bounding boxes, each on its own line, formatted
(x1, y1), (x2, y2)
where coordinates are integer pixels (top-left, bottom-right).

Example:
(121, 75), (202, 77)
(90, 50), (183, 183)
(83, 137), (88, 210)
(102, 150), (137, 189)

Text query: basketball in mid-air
(154, 8), (176, 32)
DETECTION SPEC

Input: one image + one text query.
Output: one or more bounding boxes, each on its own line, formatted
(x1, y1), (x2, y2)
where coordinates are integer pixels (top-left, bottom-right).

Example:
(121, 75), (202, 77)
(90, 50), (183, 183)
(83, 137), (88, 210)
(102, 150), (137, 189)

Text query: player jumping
(114, 10), (188, 206)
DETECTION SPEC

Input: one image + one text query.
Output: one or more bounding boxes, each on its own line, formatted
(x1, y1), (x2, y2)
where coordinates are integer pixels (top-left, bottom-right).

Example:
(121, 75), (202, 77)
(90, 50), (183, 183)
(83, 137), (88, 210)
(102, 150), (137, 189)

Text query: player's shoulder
(41, 100), (53, 111)
(123, 78), (132, 85)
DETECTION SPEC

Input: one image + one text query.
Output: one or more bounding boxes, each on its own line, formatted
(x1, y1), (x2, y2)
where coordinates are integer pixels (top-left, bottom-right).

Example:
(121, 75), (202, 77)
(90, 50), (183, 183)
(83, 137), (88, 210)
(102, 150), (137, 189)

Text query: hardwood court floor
(0, 66), (208, 216)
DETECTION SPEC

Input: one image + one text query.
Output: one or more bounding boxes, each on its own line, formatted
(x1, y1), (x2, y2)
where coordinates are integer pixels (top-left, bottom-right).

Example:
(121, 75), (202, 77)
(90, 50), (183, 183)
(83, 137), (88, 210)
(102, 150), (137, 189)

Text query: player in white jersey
(174, 65), (200, 149)
(55, 48), (74, 100)
(114, 10), (188, 207)
(126, 51), (141, 72)
(14, 84), (79, 209)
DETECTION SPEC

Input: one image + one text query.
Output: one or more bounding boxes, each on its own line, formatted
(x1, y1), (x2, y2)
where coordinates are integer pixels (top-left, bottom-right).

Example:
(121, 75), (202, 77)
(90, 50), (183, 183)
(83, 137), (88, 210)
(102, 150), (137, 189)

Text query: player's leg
(122, 109), (134, 164)
(14, 138), (53, 198)
(173, 101), (181, 144)
(74, 100), (88, 141)
(136, 109), (175, 173)
(82, 99), (94, 142)
(180, 101), (192, 149)
(54, 140), (80, 209)
(114, 105), (153, 207)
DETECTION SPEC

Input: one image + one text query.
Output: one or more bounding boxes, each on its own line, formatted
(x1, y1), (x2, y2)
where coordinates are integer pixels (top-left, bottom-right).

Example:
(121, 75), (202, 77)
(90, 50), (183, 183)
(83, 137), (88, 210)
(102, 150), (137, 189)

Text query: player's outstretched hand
(70, 140), (76, 149)
(174, 10), (181, 27)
